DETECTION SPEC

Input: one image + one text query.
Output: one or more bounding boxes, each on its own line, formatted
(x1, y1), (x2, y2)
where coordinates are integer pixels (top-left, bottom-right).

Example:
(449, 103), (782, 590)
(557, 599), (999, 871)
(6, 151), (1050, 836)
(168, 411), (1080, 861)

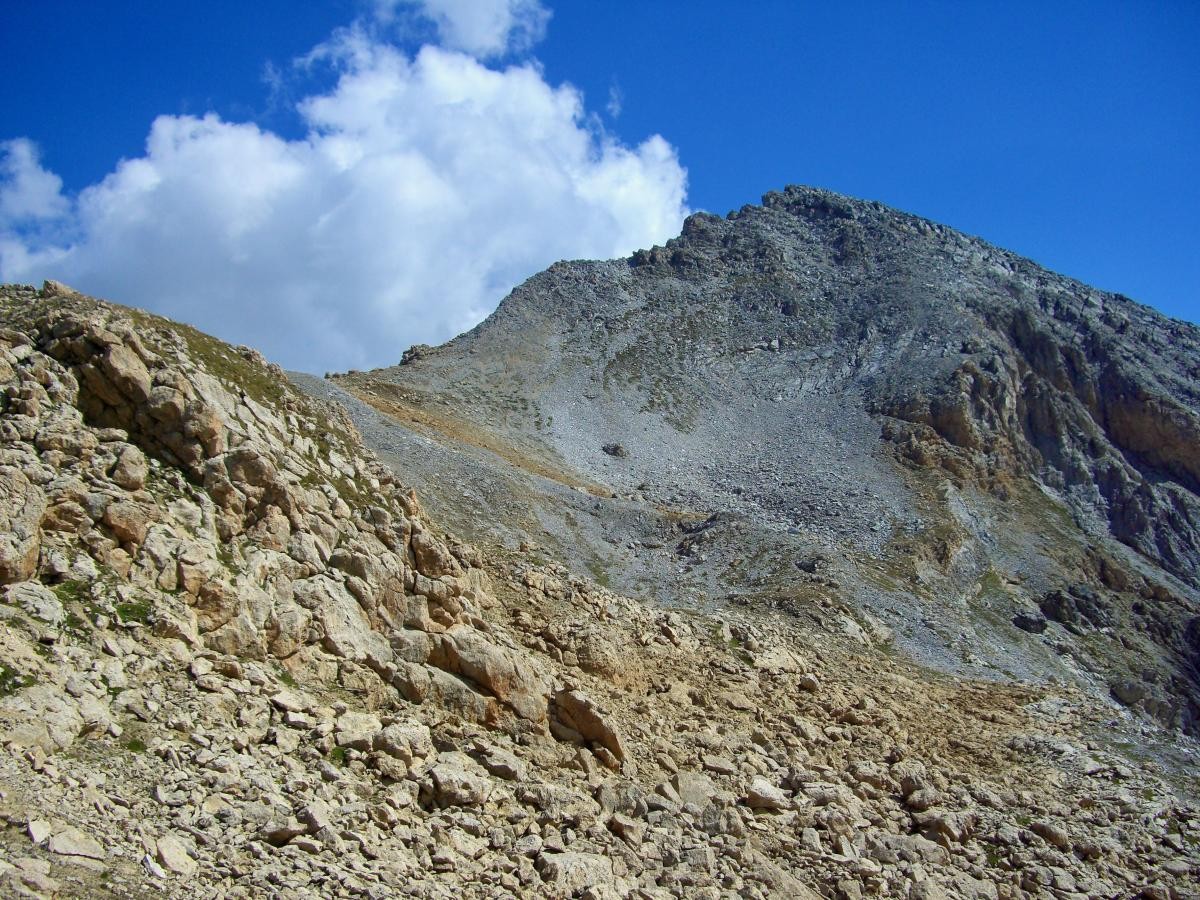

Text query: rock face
(336, 185), (1200, 738)
(0, 287), (548, 731)
(1, 208), (1198, 900)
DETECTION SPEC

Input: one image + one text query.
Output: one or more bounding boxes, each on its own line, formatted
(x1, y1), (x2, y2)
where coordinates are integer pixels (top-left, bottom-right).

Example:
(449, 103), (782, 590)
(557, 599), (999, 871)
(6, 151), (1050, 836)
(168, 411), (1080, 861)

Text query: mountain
(0, 184), (1196, 899)
(335, 185), (1200, 738)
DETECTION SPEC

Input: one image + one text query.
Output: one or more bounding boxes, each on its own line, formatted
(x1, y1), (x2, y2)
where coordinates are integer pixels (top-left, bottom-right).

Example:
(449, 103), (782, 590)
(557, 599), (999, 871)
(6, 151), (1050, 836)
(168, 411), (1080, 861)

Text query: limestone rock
(4, 582), (64, 626)
(48, 827), (105, 861)
(537, 851), (615, 895)
(552, 689), (626, 764)
(0, 468), (44, 584)
(427, 756), (492, 807)
(155, 834), (197, 877)
(745, 777), (791, 810)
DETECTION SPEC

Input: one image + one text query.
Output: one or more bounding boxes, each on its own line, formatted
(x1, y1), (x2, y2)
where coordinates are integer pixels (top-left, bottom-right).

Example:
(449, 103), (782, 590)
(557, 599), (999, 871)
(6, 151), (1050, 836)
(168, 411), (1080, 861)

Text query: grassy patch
(115, 598), (153, 625)
(52, 580), (90, 604)
(175, 322), (287, 409)
(329, 746), (348, 766)
(124, 737), (148, 753)
(0, 662), (34, 696)
(279, 669), (298, 688)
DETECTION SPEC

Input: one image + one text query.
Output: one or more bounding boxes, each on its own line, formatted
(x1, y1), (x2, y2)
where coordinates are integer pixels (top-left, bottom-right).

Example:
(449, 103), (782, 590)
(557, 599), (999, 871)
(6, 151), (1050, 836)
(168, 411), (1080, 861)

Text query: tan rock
(109, 444), (149, 490)
(155, 834), (197, 877)
(672, 771), (719, 807)
(103, 499), (153, 545)
(428, 757), (492, 807)
(537, 851), (615, 895)
(295, 576), (393, 670)
(99, 342), (152, 404)
(410, 527), (461, 578)
(435, 625), (550, 722)
(4, 582), (64, 626)
(48, 827), (105, 860)
(552, 689), (626, 765)
(913, 808), (978, 846)
(745, 777), (791, 810)
(374, 722), (434, 764)
(335, 711), (382, 750)
(1030, 820), (1070, 850)
(0, 468), (45, 584)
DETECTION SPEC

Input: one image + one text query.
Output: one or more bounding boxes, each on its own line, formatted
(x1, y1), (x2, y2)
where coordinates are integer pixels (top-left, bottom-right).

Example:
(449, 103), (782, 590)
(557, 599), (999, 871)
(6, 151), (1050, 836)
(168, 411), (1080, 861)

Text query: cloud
(0, 26), (688, 374)
(377, 0), (551, 58)
(607, 83), (623, 119)
(0, 140), (70, 223)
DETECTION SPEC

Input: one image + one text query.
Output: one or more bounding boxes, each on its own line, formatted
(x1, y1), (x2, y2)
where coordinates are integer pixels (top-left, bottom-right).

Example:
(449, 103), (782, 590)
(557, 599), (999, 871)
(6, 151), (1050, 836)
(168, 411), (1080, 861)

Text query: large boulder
(0, 468), (45, 584)
(431, 625), (550, 722)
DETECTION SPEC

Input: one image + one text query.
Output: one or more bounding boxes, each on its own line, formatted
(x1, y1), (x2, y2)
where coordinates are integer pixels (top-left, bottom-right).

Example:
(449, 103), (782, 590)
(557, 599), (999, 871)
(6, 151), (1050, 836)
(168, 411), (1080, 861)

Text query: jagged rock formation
(335, 186), (1200, 741)
(0, 224), (1198, 899)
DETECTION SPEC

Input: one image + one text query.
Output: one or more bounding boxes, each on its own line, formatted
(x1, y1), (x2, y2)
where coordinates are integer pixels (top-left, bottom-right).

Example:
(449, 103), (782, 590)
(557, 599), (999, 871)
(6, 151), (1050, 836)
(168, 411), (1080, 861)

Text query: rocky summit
(0, 186), (1196, 900)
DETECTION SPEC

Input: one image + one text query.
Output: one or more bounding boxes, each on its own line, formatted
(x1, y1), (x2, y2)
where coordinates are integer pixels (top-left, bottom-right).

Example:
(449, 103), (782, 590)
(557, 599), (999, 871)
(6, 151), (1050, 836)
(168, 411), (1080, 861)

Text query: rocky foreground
(0, 282), (1197, 898)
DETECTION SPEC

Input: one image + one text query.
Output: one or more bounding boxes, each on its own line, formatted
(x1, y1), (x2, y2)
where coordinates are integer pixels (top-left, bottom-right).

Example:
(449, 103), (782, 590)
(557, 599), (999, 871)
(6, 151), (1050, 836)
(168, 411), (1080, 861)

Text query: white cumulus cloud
(0, 139), (70, 223)
(0, 22), (688, 373)
(378, 0), (552, 58)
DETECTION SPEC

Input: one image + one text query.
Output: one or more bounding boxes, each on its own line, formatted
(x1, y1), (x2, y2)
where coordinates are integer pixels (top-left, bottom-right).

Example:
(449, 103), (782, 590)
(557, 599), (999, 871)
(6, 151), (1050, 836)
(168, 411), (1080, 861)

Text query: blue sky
(2, 1), (1197, 371)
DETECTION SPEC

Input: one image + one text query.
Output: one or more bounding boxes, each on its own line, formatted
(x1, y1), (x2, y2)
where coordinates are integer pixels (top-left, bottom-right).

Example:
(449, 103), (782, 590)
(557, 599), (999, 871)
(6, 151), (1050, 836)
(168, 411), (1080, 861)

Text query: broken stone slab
(552, 689), (626, 765)
(4, 582), (64, 626)
(259, 818), (307, 846)
(48, 827), (105, 860)
(373, 721), (434, 764)
(536, 851), (616, 895)
(744, 777), (791, 810)
(671, 771), (719, 808)
(334, 711), (382, 750)
(427, 754), (493, 808)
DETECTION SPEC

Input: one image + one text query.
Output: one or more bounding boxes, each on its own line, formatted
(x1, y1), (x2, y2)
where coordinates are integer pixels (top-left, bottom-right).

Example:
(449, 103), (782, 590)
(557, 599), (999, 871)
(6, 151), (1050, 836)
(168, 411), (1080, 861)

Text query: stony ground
(0, 279), (1197, 899)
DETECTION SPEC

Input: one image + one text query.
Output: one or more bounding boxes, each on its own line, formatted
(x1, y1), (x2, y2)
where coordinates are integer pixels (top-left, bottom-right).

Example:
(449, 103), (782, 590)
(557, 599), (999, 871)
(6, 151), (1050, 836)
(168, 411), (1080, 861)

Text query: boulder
(4, 582), (64, 626)
(374, 722), (435, 764)
(295, 576), (393, 671)
(745, 777), (791, 810)
(537, 851), (615, 895)
(552, 689), (626, 765)
(334, 711), (382, 750)
(0, 468), (45, 584)
(427, 756), (492, 807)
(434, 625), (550, 722)
(155, 835), (197, 877)
(48, 827), (105, 861)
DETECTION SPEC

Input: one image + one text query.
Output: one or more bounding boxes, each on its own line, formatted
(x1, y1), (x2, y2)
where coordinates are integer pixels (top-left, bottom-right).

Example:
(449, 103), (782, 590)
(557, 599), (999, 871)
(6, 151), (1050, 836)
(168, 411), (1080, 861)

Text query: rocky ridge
(0, 265), (1196, 900)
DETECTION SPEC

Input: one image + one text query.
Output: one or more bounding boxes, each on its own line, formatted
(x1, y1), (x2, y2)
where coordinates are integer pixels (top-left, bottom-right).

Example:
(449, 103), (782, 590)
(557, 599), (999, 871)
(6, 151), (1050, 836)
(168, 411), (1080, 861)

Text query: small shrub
(0, 663), (33, 696)
(52, 580), (89, 604)
(115, 599), (152, 624)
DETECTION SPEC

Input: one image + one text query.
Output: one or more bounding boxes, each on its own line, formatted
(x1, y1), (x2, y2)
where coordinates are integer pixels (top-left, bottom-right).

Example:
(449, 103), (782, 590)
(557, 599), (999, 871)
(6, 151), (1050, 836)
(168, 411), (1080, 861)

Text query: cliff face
(0, 185), (1198, 899)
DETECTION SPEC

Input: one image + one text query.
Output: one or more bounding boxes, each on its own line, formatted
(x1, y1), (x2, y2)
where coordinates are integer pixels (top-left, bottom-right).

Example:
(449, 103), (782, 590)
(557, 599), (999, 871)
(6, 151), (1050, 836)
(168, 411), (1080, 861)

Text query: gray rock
(4, 582), (63, 626)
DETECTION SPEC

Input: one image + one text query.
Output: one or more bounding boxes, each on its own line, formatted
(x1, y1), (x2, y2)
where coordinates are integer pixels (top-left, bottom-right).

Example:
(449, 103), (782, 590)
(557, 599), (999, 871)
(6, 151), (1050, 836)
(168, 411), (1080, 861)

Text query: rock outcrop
(0, 285), (549, 735)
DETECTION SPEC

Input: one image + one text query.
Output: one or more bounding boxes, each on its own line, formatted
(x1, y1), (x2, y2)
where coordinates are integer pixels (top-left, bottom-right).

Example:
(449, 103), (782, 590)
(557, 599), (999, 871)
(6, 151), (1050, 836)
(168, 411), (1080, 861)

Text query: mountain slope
(337, 186), (1200, 740)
